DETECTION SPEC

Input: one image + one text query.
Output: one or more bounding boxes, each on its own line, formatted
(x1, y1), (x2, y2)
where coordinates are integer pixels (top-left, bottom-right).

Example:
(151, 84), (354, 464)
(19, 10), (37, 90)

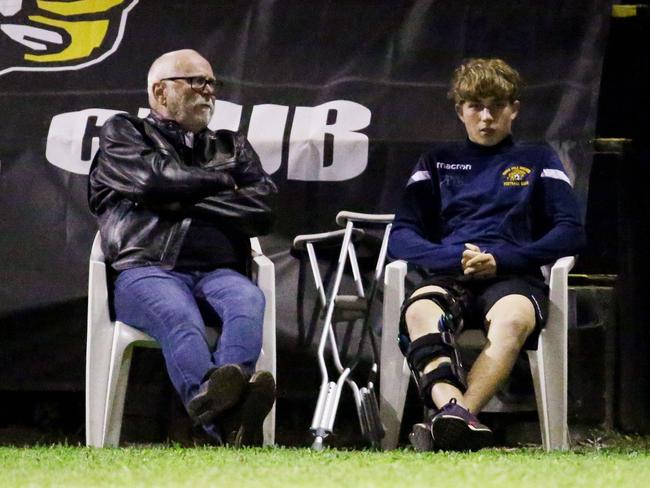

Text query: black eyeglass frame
(160, 76), (223, 94)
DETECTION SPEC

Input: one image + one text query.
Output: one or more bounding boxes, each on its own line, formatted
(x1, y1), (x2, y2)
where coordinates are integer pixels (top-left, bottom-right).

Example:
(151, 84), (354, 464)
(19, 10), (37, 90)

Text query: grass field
(2, 438), (650, 488)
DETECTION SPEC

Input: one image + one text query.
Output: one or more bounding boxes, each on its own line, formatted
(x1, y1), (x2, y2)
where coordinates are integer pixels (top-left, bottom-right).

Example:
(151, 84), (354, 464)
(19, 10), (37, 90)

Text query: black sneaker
(409, 421), (435, 452)
(187, 364), (247, 425)
(187, 424), (223, 447)
(222, 370), (275, 448)
(430, 398), (493, 451)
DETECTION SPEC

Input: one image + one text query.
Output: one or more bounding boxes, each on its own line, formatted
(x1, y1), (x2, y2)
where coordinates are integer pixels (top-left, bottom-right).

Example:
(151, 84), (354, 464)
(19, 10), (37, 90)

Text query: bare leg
(463, 294), (536, 413)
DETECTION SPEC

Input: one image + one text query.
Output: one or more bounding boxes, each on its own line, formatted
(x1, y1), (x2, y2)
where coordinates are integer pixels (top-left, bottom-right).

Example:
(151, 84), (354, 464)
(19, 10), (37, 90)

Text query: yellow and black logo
(0, 0), (138, 76)
(502, 165), (532, 186)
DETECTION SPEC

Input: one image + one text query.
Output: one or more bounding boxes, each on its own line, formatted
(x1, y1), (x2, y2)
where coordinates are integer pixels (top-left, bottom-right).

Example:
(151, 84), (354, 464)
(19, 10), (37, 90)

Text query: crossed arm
(90, 114), (276, 236)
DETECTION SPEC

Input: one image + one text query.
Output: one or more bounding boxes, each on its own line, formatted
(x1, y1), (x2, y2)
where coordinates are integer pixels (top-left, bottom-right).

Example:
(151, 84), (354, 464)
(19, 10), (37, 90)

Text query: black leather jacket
(88, 112), (276, 271)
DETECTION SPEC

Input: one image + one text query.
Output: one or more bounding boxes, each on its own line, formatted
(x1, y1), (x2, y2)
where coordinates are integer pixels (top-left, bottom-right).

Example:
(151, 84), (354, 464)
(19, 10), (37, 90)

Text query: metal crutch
(293, 211), (394, 449)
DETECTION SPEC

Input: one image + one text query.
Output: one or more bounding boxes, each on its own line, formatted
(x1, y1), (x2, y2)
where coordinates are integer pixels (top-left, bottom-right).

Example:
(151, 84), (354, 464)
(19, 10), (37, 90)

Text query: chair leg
(528, 336), (569, 451)
(380, 260), (410, 450)
(86, 257), (116, 447)
(528, 348), (550, 450)
(379, 348), (411, 450)
(539, 332), (569, 450)
(103, 325), (136, 447)
(540, 257), (571, 450)
(254, 253), (276, 446)
(256, 348), (276, 447)
(85, 318), (114, 447)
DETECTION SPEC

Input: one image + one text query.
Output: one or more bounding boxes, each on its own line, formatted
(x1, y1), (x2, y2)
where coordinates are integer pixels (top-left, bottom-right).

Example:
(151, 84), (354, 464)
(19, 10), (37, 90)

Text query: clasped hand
(461, 243), (497, 279)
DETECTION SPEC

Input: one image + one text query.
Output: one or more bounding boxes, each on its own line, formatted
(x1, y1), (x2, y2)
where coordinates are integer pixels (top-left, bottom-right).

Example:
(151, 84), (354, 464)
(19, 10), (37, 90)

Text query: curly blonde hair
(448, 58), (522, 104)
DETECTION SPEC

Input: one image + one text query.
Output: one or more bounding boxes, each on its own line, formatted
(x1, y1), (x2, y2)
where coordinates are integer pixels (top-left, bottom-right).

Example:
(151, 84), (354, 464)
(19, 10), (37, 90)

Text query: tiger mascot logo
(0, 0), (138, 76)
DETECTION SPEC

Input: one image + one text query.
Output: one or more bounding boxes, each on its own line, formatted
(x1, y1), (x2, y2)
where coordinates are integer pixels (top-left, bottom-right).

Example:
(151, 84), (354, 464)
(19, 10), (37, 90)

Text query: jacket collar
(146, 110), (208, 148)
(147, 110), (185, 133)
(464, 135), (514, 156)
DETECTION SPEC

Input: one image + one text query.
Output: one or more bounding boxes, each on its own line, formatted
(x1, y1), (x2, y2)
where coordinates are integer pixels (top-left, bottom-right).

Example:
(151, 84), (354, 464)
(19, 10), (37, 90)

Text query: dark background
(1, 0), (647, 446)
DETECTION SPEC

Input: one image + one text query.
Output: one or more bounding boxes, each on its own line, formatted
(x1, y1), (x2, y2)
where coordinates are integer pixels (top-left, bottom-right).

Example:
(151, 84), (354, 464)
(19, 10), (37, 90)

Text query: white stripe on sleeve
(541, 168), (572, 186)
(407, 170), (431, 186)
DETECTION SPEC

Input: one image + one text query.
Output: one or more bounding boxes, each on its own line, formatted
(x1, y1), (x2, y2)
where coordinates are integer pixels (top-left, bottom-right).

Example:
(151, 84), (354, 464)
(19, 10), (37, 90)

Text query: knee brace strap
(405, 331), (456, 372)
(399, 291), (463, 340)
(418, 363), (467, 408)
(404, 332), (467, 409)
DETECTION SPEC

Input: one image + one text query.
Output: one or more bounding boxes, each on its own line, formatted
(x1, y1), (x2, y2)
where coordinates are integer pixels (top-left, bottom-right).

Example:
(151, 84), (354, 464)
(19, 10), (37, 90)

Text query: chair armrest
(547, 256), (576, 311)
(90, 231), (105, 262)
(249, 238), (274, 308)
(545, 256), (575, 333)
(383, 260), (408, 336)
(250, 237), (263, 257)
(550, 256), (575, 276)
(385, 260), (408, 291)
(541, 256), (575, 284)
(88, 232), (110, 327)
(251, 251), (276, 373)
(252, 253), (274, 278)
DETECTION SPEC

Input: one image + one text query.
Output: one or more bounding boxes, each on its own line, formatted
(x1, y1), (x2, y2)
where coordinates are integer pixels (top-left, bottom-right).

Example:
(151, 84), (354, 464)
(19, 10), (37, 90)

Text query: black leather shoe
(220, 370), (275, 447)
(236, 370), (275, 447)
(187, 424), (223, 447)
(187, 364), (247, 426)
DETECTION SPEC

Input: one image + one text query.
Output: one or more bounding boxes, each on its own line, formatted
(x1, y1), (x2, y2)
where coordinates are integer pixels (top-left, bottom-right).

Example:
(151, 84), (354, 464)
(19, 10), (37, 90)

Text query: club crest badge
(502, 165), (532, 186)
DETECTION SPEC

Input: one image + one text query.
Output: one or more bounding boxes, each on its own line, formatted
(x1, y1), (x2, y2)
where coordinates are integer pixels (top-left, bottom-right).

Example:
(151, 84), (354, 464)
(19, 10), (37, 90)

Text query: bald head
(147, 49), (214, 107)
(146, 49), (217, 132)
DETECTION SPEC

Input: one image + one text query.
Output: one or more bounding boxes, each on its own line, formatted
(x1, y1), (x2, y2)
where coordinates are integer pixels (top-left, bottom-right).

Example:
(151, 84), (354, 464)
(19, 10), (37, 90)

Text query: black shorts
(410, 274), (549, 347)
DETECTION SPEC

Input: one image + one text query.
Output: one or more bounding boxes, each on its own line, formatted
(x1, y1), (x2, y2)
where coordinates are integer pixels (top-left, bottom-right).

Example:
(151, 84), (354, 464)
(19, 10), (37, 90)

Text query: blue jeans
(113, 266), (265, 410)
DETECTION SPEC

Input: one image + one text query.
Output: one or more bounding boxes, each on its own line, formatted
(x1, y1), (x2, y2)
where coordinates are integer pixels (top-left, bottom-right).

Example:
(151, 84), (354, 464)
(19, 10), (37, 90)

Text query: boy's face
(455, 97), (520, 146)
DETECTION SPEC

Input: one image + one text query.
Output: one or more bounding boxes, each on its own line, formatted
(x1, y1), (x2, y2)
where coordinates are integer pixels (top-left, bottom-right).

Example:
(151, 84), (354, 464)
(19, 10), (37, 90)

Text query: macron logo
(436, 161), (472, 170)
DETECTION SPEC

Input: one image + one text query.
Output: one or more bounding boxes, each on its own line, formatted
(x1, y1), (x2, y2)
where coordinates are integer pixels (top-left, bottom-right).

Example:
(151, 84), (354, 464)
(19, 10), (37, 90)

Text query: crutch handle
(335, 211), (395, 227)
(292, 228), (364, 251)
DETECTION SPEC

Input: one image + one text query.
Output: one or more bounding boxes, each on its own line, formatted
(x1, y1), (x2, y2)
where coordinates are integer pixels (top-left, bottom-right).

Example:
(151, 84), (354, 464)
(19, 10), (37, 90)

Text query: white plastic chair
(86, 231), (276, 447)
(379, 256), (575, 451)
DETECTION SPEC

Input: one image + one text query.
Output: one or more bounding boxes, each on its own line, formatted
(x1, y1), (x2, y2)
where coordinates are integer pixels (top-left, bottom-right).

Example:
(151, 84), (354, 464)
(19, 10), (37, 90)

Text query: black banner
(0, 0), (611, 390)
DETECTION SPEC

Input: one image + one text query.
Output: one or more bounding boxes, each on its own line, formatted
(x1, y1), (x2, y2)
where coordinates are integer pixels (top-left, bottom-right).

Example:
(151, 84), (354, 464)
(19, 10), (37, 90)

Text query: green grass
(2, 440), (650, 488)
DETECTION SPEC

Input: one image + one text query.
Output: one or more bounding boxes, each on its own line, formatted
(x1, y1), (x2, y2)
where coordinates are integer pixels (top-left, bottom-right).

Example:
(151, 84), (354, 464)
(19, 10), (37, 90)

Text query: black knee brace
(404, 332), (467, 408)
(398, 291), (466, 408)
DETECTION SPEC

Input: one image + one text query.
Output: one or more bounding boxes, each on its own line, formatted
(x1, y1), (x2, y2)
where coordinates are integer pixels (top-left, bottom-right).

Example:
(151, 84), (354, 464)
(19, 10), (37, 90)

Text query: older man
(88, 49), (277, 446)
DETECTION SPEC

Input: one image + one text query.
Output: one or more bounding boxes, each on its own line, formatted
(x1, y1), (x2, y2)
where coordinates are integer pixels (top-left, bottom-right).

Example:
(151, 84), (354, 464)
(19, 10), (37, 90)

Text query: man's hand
(461, 243), (497, 279)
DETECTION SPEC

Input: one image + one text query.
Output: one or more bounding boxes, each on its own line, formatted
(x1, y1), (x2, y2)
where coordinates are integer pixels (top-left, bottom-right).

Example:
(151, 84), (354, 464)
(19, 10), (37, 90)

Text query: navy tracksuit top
(388, 136), (586, 276)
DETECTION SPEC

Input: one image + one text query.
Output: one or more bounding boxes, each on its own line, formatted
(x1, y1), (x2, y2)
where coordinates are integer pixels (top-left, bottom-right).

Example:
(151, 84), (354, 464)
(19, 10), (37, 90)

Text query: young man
(388, 58), (585, 451)
(89, 49), (277, 446)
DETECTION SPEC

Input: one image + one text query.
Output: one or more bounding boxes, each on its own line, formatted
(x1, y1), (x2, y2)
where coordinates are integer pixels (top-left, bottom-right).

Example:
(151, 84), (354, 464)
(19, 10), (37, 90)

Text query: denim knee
(238, 284), (266, 317)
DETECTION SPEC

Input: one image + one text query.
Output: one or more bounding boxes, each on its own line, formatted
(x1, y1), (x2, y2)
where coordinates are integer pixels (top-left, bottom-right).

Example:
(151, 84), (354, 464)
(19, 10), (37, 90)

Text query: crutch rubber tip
(311, 436), (324, 451)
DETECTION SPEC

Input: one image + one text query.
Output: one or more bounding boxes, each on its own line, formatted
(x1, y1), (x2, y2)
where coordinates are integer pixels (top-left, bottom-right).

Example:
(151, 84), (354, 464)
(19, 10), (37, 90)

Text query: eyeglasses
(160, 76), (223, 94)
